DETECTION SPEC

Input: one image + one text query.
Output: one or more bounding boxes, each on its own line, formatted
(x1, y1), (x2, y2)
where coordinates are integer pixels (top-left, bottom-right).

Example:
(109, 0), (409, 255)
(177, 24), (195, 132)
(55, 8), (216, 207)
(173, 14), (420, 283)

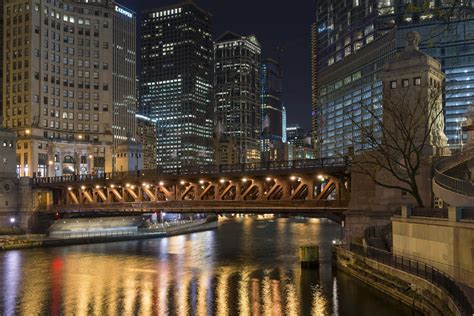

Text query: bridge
(30, 158), (351, 216)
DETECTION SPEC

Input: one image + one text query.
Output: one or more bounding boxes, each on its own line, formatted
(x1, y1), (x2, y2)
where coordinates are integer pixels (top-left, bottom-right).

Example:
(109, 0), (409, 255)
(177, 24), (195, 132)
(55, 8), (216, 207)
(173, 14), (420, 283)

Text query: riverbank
(0, 218), (218, 250)
(335, 245), (469, 316)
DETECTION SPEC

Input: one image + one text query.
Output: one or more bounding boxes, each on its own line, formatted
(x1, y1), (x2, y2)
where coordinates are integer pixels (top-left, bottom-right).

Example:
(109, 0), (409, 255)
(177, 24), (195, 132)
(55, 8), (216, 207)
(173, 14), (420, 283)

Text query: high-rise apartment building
(3, 0), (137, 177)
(260, 58), (283, 161)
(314, 1), (474, 156)
(140, 2), (214, 170)
(214, 32), (261, 163)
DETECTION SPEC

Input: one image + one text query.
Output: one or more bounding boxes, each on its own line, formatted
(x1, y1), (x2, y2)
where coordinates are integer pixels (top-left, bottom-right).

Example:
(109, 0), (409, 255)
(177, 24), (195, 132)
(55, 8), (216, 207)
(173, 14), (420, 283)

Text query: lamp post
(9, 217), (15, 233)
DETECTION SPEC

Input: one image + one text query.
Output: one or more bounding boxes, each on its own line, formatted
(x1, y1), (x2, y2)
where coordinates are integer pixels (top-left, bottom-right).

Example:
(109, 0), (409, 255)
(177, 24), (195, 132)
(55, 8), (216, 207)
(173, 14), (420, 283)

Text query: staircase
(433, 147), (474, 207)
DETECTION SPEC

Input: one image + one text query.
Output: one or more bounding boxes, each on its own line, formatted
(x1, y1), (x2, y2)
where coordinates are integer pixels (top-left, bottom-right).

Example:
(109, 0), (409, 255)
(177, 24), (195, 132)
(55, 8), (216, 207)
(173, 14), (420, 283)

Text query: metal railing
(434, 147), (474, 197)
(434, 169), (474, 197)
(412, 207), (448, 219)
(462, 208), (474, 220)
(49, 228), (165, 240)
(436, 147), (474, 173)
(30, 157), (351, 185)
(349, 243), (473, 316)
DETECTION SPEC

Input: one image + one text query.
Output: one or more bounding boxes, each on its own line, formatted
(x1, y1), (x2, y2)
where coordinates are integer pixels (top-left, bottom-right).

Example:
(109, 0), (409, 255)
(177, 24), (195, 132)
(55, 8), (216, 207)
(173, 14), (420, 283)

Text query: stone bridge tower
(345, 32), (448, 242)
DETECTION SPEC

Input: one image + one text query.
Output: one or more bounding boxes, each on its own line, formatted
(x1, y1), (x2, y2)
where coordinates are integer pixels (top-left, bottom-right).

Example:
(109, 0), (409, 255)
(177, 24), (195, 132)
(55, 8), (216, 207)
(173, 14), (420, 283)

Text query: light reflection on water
(0, 218), (414, 315)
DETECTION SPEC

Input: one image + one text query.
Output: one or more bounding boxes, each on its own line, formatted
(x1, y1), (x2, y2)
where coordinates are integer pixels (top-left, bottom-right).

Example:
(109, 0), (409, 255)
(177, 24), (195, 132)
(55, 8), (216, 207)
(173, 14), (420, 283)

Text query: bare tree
(350, 84), (445, 208)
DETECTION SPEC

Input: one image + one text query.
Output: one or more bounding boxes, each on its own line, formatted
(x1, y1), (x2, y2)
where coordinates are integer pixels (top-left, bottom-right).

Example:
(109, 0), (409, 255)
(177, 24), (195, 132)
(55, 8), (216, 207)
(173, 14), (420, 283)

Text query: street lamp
(10, 217), (15, 232)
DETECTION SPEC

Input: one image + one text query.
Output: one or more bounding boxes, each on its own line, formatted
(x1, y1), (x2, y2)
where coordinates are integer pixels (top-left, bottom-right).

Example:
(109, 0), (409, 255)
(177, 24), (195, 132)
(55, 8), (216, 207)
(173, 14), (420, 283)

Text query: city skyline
(0, 2), (473, 315)
(122, 0), (315, 130)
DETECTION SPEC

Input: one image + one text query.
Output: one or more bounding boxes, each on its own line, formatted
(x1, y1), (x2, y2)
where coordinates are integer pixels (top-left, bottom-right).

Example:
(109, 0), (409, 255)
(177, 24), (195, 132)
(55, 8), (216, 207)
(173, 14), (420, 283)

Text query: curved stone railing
(434, 147), (474, 198)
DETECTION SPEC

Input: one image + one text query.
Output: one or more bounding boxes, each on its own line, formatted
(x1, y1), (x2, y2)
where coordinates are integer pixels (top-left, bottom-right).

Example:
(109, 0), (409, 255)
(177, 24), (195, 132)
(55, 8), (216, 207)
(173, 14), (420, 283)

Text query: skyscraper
(282, 106), (287, 143)
(314, 1), (474, 156)
(112, 3), (137, 145)
(260, 58), (283, 161)
(214, 32), (261, 163)
(140, 2), (214, 170)
(3, 0), (137, 177)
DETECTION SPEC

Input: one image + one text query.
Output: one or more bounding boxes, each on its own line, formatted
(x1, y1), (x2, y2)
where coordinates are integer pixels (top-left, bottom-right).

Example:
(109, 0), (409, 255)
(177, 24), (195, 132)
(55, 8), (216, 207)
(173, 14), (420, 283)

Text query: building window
(402, 79), (409, 87)
(414, 77), (421, 86)
(390, 80), (397, 89)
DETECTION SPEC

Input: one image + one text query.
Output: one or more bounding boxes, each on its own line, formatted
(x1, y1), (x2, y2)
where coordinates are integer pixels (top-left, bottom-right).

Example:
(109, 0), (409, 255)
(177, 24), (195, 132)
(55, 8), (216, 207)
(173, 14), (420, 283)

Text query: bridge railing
(30, 157), (350, 185)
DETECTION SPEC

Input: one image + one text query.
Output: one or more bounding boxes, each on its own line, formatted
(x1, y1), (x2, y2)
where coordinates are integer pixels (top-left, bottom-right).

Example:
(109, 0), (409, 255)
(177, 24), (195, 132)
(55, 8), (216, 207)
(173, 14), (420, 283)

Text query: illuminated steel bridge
(31, 158), (351, 215)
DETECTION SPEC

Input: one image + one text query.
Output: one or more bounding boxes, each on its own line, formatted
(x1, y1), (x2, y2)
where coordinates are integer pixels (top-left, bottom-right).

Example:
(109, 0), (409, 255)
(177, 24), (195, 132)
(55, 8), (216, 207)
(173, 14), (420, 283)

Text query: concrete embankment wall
(392, 215), (474, 289)
(336, 247), (461, 316)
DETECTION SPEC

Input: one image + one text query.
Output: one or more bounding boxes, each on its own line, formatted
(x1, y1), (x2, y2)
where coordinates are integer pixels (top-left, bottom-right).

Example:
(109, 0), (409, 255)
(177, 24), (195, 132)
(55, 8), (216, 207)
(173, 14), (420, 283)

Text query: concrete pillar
(401, 205), (413, 218)
(305, 177), (314, 199)
(448, 206), (462, 222)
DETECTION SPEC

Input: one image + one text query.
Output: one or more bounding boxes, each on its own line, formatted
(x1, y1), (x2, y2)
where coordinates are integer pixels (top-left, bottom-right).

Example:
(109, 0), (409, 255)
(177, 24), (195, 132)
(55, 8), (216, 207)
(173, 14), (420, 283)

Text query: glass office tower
(260, 58), (283, 161)
(314, 1), (474, 156)
(214, 32), (261, 163)
(140, 2), (214, 170)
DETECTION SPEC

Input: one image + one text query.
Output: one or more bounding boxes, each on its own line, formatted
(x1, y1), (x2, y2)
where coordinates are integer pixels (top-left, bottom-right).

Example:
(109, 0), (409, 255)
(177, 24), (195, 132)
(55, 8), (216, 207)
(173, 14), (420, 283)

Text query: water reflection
(0, 218), (413, 315)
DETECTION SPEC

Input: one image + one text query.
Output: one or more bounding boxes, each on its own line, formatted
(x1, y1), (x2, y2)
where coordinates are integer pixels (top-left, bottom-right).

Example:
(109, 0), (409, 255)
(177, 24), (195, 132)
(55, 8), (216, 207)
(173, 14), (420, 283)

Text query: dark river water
(0, 217), (414, 315)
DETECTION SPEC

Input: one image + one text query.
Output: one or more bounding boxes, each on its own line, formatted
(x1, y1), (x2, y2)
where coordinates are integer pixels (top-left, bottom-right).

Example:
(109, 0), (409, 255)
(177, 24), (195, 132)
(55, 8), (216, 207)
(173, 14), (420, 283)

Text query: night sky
(121, 0), (315, 131)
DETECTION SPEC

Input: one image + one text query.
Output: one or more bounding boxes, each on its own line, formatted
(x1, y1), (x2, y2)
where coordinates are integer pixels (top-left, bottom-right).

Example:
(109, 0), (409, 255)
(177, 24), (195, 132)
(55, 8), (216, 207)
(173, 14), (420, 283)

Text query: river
(0, 217), (414, 315)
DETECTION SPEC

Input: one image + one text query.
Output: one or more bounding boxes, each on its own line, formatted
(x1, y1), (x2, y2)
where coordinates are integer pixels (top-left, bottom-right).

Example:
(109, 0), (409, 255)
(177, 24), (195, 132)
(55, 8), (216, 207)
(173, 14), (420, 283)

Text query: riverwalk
(0, 218), (218, 250)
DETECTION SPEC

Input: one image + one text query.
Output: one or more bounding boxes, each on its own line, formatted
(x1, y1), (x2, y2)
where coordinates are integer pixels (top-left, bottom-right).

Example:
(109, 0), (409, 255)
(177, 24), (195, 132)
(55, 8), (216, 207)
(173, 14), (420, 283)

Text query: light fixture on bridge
(242, 178), (248, 183)
(180, 180), (186, 185)
(130, 185), (135, 189)
(219, 179), (225, 184)
(95, 185), (100, 189)
(110, 184), (115, 188)
(159, 181), (164, 186)
(146, 185), (151, 189)
(199, 180), (205, 184)
(142, 182), (147, 187)
(297, 177), (302, 182)
(266, 177), (272, 182)
(125, 183), (130, 188)
(81, 185), (86, 190)
(67, 187), (72, 191)
(290, 176), (296, 181)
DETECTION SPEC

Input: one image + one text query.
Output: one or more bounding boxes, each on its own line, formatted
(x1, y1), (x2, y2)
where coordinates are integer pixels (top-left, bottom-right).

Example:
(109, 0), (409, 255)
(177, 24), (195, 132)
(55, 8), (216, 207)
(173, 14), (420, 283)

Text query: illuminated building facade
(3, 0), (137, 177)
(314, 1), (474, 156)
(140, 2), (214, 170)
(214, 32), (261, 163)
(260, 58), (283, 161)
(282, 106), (287, 143)
(136, 114), (157, 170)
